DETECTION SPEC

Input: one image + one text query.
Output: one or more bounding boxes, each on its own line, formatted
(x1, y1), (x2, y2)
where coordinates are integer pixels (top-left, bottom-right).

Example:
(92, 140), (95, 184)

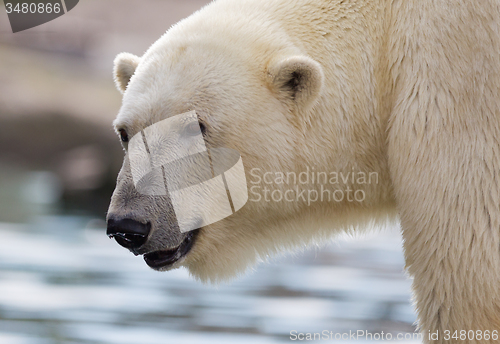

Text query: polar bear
(106, 0), (500, 342)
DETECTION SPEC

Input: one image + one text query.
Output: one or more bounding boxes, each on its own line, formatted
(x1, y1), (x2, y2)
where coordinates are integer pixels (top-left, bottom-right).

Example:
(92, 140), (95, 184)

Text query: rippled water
(0, 216), (419, 344)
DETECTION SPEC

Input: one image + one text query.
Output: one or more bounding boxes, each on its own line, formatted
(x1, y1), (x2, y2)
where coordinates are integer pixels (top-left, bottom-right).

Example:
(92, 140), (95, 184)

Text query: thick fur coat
(108, 1), (500, 342)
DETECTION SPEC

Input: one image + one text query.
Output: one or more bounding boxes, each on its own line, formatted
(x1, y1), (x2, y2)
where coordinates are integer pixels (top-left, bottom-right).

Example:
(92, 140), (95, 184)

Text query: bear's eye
(184, 121), (206, 136)
(118, 129), (129, 143)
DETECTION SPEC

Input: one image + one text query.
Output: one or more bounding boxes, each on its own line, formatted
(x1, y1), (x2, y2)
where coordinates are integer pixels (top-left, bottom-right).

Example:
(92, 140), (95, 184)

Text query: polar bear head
(106, 5), (391, 283)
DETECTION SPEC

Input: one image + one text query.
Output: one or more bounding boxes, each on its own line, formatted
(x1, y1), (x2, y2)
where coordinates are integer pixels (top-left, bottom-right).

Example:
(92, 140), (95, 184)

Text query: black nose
(106, 218), (151, 250)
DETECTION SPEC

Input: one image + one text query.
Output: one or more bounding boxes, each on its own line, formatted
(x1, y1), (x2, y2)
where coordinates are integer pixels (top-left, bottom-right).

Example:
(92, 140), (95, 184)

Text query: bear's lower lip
(143, 229), (199, 269)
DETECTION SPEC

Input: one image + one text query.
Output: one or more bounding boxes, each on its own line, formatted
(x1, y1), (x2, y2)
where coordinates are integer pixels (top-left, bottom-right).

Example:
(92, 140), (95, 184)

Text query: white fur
(268, 55), (324, 113)
(113, 52), (141, 94)
(111, 0), (500, 342)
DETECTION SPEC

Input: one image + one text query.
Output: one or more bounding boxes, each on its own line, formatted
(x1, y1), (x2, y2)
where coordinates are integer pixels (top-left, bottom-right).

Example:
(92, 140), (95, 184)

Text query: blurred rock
(57, 145), (107, 191)
(0, 112), (123, 217)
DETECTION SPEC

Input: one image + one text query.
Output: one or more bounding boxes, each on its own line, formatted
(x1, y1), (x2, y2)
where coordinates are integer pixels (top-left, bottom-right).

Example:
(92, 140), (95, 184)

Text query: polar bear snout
(106, 217), (152, 251)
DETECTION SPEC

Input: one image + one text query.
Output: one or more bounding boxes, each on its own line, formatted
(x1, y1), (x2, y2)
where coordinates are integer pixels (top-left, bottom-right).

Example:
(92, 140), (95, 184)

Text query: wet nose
(106, 218), (151, 250)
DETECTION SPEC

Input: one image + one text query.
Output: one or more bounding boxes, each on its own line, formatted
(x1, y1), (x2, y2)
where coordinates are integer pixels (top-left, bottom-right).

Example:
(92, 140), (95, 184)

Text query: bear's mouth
(143, 229), (199, 269)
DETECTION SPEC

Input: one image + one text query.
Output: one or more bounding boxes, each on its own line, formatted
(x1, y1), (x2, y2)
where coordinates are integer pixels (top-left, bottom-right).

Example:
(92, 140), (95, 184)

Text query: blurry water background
(0, 1), (418, 343)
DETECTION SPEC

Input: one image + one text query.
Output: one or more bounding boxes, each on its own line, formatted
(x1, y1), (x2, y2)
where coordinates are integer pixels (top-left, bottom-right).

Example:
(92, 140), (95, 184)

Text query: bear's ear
(268, 55), (324, 111)
(113, 52), (141, 94)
